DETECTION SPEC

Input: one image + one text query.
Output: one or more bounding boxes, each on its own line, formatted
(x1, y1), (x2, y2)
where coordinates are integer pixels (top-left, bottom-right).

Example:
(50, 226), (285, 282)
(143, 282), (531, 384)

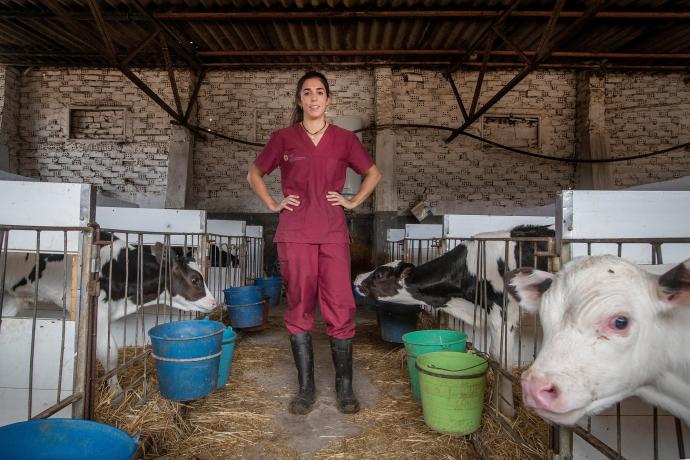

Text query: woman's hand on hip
(326, 191), (355, 210)
(271, 195), (300, 212)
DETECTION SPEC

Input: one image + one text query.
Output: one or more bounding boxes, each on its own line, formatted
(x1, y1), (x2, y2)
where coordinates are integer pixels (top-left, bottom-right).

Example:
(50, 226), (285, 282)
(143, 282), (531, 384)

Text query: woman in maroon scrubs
(247, 71), (381, 415)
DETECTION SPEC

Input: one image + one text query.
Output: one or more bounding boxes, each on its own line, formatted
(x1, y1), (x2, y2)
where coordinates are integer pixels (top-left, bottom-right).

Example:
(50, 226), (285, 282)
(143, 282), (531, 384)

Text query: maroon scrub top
(254, 123), (374, 244)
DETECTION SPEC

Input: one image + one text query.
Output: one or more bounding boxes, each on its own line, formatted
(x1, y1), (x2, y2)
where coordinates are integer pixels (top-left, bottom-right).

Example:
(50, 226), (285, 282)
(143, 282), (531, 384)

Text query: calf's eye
(191, 276), (201, 286)
(612, 315), (628, 330)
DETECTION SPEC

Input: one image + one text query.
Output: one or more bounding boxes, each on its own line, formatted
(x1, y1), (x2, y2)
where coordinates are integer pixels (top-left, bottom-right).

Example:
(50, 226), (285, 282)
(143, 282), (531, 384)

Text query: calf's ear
(657, 259), (690, 309)
(503, 268), (554, 313)
(395, 262), (414, 279)
(153, 242), (166, 264)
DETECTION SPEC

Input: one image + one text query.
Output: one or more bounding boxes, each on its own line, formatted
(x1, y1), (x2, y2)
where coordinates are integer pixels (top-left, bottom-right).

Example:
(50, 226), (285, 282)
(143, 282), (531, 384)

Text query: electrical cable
(182, 121), (690, 164)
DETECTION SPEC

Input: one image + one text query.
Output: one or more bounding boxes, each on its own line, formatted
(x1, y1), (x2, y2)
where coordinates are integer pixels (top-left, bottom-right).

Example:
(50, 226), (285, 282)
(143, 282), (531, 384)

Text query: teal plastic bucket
(416, 351), (488, 435)
(0, 419), (139, 460)
(402, 329), (467, 400)
(223, 285), (262, 306)
(148, 319), (224, 401)
(217, 326), (237, 388)
(227, 300), (264, 328)
(254, 276), (282, 306)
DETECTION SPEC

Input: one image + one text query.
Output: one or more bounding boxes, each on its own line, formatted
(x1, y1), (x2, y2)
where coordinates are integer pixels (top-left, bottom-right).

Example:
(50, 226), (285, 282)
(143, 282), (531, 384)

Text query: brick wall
(2, 67), (689, 214)
(69, 107), (126, 140)
(0, 66), (21, 172)
(191, 69), (375, 213)
(605, 73), (690, 188)
(15, 68), (191, 207)
(389, 69), (576, 215)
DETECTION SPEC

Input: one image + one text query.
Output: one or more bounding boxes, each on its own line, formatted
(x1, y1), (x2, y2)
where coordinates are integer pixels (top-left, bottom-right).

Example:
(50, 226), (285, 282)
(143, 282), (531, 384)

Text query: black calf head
(358, 261), (414, 299)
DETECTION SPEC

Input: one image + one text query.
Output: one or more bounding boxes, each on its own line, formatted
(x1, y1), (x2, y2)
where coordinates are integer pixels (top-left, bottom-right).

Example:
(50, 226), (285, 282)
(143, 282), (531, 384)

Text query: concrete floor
(238, 302), (384, 456)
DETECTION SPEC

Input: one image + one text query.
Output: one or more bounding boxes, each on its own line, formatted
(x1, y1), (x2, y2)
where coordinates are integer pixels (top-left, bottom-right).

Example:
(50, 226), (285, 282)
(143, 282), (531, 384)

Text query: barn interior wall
(389, 68), (578, 216)
(0, 66), (20, 173)
(190, 69), (376, 214)
(3, 67), (689, 217)
(605, 73), (690, 188)
(12, 67), (191, 208)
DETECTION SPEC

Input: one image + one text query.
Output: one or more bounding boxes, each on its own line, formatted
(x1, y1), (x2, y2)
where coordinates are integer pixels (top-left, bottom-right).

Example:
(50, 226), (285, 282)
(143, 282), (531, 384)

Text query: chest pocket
(280, 150), (311, 195)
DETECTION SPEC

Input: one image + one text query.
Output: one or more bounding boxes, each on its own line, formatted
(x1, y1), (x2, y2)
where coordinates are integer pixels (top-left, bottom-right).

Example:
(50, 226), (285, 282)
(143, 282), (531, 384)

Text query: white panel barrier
(207, 219), (246, 237)
(1, 180), (92, 253)
(96, 207), (206, 247)
(444, 214), (554, 238)
(0, 318), (75, 425)
(0, 180), (94, 426)
(558, 190), (690, 264)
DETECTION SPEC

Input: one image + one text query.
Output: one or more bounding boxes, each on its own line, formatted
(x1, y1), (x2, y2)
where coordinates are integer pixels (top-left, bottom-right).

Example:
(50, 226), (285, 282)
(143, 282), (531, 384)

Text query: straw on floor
(95, 313), (548, 459)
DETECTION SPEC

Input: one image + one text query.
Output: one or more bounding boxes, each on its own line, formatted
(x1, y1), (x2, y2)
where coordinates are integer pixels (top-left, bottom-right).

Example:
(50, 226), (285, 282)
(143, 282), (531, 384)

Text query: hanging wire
(179, 121), (690, 164)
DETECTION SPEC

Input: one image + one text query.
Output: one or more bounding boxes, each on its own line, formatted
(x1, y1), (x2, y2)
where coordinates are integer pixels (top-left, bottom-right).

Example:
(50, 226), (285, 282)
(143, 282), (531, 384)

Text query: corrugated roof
(0, 0), (689, 70)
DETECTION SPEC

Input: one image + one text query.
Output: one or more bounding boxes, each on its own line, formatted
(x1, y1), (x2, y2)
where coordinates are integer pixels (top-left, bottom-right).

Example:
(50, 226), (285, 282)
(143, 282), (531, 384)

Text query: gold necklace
(301, 121), (327, 140)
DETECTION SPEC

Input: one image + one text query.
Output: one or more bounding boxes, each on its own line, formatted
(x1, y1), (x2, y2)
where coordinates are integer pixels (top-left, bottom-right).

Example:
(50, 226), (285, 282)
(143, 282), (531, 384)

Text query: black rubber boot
(289, 332), (316, 415)
(330, 337), (360, 414)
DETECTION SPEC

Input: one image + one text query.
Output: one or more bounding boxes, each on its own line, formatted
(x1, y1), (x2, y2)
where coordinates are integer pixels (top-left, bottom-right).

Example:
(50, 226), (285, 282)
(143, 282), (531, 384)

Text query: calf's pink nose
(522, 377), (559, 411)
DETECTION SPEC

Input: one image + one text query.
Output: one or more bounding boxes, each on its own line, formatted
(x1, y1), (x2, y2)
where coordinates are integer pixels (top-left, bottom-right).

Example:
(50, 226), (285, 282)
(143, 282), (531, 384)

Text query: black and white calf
(2, 237), (216, 392)
(354, 225), (554, 368)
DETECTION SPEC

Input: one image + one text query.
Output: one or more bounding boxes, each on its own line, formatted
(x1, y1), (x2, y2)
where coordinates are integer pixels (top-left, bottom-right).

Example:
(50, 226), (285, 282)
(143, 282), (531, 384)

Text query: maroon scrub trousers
(254, 123), (374, 339)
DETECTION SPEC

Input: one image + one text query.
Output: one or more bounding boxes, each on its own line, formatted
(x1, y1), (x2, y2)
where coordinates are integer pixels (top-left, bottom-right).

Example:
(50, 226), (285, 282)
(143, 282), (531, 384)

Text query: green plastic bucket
(415, 351), (488, 435)
(402, 329), (467, 401)
(402, 330), (467, 400)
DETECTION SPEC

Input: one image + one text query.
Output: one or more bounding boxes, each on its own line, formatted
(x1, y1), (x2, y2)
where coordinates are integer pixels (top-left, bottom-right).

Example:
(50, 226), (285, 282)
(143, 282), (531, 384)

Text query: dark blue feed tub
(148, 319), (224, 401)
(223, 285), (262, 306)
(0, 419), (139, 460)
(373, 301), (420, 343)
(254, 276), (283, 306)
(227, 300), (264, 328)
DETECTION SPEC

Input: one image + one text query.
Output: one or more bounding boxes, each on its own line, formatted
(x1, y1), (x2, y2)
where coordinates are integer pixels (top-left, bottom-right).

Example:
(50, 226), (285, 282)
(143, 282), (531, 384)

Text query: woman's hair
(290, 71), (330, 125)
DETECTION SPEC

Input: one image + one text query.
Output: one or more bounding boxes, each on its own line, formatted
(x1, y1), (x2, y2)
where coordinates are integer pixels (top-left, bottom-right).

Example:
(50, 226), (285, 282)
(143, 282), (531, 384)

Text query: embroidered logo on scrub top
(284, 153), (306, 162)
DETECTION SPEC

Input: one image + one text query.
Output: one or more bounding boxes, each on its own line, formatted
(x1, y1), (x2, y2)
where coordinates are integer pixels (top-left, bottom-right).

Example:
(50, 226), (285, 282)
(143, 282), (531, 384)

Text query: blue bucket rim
(148, 319), (225, 342)
(224, 285), (261, 291)
(0, 418), (140, 444)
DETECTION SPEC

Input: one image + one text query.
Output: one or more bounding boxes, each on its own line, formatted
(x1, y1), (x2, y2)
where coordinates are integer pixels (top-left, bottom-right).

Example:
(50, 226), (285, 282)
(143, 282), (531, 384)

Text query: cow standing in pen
(505, 255), (690, 426)
(354, 225), (554, 416)
(1, 236), (217, 393)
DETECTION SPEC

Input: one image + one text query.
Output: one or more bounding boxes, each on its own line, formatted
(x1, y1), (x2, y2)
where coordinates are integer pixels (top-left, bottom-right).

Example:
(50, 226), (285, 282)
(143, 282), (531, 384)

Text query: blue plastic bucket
(254, 276), (282, 306)
(402, 329), (467, 400)
(148, 319), (224, 401)
(227, 300), (264, 328)
(217, 326), (237, 388)
(223, 285), (262, 306)
(0, 419), (139, 460)
(377, 310), (418, 343)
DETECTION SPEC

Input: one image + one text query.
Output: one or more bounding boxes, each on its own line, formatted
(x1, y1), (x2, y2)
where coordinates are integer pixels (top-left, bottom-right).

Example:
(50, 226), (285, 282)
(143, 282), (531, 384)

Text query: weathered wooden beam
(131, 0), (202, 70)
(443, 72), (469, 122)
(119, 66), (182, 122)
(444, 0), (609, 143)
(1, 9), (690, 20)
(183, 68), (207, 123)
(86, 0), (117, 65)
(469, 33), (494, 118)
(121, 29), (159, 67)
(447, 0), (524, 74)
(160, 34), (184, 119)
(42, 2), (107, 57)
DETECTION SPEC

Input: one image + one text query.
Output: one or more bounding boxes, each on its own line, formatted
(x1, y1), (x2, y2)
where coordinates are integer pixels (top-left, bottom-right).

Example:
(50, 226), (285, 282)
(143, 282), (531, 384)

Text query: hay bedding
(96, 314), (548, 459)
